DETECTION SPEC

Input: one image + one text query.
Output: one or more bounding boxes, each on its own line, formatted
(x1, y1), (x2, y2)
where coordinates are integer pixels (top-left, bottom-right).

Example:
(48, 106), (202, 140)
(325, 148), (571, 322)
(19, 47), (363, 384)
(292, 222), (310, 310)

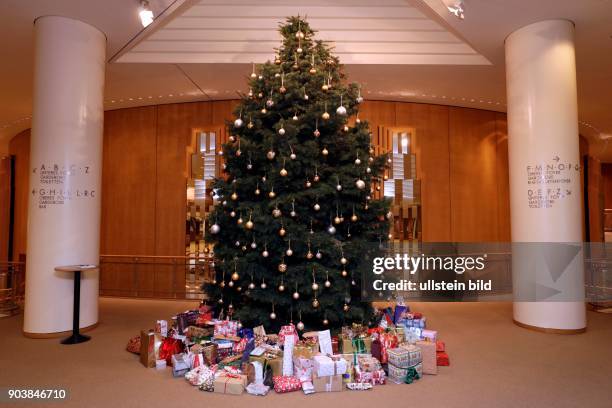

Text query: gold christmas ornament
(266, 150), (276, 160)
(322, 147), (329, 156)
(322, 111), (330, 120)
(272, 208), (281, 218)
(280, 167), (288, 177)
(231, 272), (239, 281)
(231, 192), (238, 200)
(269, 190), (276, 199)
(278, 262), (287, 272)
(279, 227), (286, 236)
(312, 298), (320, 308)
(356, 179), (366, 190)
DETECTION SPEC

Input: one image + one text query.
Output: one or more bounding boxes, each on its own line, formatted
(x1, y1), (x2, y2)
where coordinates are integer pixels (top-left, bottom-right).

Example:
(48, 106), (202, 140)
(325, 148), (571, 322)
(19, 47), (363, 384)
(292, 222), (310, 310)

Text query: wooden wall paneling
(8, 130), (30, 261)
(101, 106), (158, 296)
(395, 103), (451, 242)
(0, 156), (10, 262)
(449, 107), (499, 242)
(154, 101), (213, 297)
(212, 100), (239, 134)
(495, 113), (511, 242)
(601, 163), (612, 210)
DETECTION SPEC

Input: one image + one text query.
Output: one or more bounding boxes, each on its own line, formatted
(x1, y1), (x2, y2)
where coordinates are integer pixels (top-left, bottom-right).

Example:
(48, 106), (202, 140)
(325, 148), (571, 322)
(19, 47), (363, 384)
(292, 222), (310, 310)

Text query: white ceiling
(116, 0), (489, 65)
(1, 0), (611, 160)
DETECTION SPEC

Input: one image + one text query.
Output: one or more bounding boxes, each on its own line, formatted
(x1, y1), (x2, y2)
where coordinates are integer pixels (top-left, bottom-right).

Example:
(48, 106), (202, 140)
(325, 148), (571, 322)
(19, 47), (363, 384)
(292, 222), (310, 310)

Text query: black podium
(55, 265), (97, 345)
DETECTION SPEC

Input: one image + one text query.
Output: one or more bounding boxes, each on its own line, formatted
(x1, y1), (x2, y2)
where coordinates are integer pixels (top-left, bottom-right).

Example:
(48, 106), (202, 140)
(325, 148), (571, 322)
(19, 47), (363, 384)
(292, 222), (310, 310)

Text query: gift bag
(140, 330), (162, 368)
(158, 337), (184, 365)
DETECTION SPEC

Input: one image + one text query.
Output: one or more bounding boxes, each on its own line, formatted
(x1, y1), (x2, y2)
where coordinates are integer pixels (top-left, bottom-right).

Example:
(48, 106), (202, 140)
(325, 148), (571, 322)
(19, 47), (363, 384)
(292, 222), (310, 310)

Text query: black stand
(61, 270), (91, 345)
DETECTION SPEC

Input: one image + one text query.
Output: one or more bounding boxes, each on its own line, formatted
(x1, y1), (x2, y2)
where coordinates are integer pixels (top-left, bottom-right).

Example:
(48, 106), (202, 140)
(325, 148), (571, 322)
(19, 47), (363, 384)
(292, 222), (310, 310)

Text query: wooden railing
(99, 255), (214, 299)
(0, 261), (25, 317)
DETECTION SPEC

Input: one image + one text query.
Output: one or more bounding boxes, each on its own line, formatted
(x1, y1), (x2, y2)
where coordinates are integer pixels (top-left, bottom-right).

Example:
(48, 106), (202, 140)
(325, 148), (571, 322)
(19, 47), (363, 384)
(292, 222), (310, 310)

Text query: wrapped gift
(388, 345), (421, 368)
(293, 356), (314, 381)
(155, 320), (168, 337)
(272, 376), (301, 393)
(379, 332), (399, 364)
(214, 339), (234, 361)
(346, 382), (373, 391)
(416, 340), (437, 375)
(357, 355), (382, 372)
(233, 337), (248, 354)
(388, 362), (422, 384)
(239, 327), (254, 339)
(172, 353), (190, 377)
(250, 352), (284, 377)
(177, 310), (199, 333)
(140, 330), (162, 368)
(437, 351), (450, 366)
(155, 359), (166, 370)
(246, 382), (270, 396)
(278, 324), (299, 345)
(337, 354), (356, 383)
(185, 365), (215, 389)
(213, 320), (240, 338)
(403, 318), (426, 329)
(313, 355), (348, 377)
(126, 335), (140, 354)
(214, 372), (247, 395)
(187, 325), (213, 339)
(312, 374), (343, 392)
(340, 336), (372, 354)
(354, 366), (386, 385)
(294, 344), (315, 359)
(158, 337), (184, 366)
(393, 305), (408, 324)
(404, 327), (422, 344)
(191, 341), (217, 365)
(436, 340), (445, 352)
(421, 329), (437, 342)
(189, 352), (206, 369)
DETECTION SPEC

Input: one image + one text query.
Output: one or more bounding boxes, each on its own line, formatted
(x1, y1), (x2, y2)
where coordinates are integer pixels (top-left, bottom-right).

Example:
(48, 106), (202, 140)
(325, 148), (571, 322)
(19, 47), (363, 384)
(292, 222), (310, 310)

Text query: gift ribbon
(404, 366), (420, 384)
(351, 338), (366, 353)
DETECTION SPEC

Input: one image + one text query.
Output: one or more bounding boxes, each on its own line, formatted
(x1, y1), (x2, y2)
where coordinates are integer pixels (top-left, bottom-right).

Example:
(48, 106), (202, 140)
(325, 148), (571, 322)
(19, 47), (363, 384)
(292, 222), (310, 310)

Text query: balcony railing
(0, 261), (25, 317)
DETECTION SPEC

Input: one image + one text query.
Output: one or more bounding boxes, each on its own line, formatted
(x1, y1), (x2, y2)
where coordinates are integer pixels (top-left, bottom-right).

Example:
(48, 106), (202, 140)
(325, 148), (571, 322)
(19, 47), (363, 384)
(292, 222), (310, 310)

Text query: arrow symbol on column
(553, 156), (560, 162)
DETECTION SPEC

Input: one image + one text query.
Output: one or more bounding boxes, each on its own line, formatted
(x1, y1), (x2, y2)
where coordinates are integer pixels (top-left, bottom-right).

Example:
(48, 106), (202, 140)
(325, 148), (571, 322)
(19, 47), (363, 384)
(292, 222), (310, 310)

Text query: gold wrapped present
(213, 373), (247, 395)
(249, 352), (283, 377)
(340, 336), (372, 354)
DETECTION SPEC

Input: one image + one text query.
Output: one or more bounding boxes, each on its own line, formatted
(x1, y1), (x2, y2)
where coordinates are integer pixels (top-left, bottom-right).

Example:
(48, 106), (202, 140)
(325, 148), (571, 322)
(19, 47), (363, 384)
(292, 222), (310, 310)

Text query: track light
(139, 0), (154, 27)
(446, 0), (465, 20)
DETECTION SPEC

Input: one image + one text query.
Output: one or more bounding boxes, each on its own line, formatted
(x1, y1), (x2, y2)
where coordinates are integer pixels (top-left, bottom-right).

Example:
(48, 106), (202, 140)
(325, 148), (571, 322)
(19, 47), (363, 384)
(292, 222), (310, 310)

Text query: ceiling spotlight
(139, 0), (154, 27)
(446, 0), (465, 20)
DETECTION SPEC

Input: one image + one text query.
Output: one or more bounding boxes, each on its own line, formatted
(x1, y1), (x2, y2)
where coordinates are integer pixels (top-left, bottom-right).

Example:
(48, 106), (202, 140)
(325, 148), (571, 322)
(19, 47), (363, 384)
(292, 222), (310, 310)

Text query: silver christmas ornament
(210, 223), (220, 234)
(356, 179), (366, 190)
(260, 281), (267, 289)
(270, 312), (276, 319)
(251, 241), (257, 249)
(336, 105), (347, 116)
(316, 251), (322, 259)
(324, 279), (331, 288)
(286, 248), (293, 256)
(312, 282), (319, 291)
(278, 284), (285, 292)
(249, 282), (255, 290)
(314, 203), (320, 211)
(234, 118), (243, 128)
(278, 127), (285, 136)
(262, 250), (269, 258)
(340, 257), (348, 265)
(328, 225), (337, 234)
(290, 153), (297, 160)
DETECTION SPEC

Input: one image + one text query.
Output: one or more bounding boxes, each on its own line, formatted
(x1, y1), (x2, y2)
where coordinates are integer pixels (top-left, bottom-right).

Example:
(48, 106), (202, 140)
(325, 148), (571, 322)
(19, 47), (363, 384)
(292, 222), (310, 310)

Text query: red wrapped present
(273, 376), (302, 393)
(436, 341), (445, 352)
(354, 366), (386, 385)
(379, 332), (399, 364)
(158, 337), (184, 365)
(196, 312), (213, 326)
(278, 324), (299, 345)
(437, 351), (450, 366)
(413, 312), (423, 319)
(214, 320), (239, 338)
(233, 337), (248, 354)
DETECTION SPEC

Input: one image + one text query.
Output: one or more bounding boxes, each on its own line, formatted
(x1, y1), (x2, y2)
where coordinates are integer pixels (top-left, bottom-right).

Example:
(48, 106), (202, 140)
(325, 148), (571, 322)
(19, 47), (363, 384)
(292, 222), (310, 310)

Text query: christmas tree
(204, 16), (390, 332)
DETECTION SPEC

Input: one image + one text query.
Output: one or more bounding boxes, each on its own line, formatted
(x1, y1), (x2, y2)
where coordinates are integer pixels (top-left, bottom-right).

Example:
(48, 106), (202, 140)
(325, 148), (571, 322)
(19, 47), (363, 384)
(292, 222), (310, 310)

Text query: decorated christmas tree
(204, 16), (390, 332)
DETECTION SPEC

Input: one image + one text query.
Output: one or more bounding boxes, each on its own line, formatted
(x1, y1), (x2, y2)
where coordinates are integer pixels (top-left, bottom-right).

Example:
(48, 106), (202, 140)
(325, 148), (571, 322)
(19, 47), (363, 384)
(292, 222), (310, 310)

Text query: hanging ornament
(309, 55), (317, 74)
(303, 87), (309, 101)
(266, 98), (274, 108)
(356, 179), (366, 190)
(351, 205), (358, 222)
(341, 268), (348, 277)
(322, 147), (329, 156)
(356, 113), (361, 124)
(234, 240), (240, 247)
(248, 88), (253, 98)
(289, 145), (297, 160)
(231, 191), (238, 200)
(323, 317), (329, 325)
(312, 269), (319, 291)
(247, 156), (253, 170)
(210, 222), (220, 234)
(313, 167), (320, 182)
(275, 56), (281, 64)
(322, 103), (330, 120)
(293, 284), (300, 299)
(278, 260), (287, 272)
(290, 200), (297, 217)
(328, 224), (337, 234)
(324, 271), (331, 288)
(316, 249), (322, 259)
(343, 303), (350, 312)
(231, 261), (239, 281)
(313, 121), (320, 138)
(366, 167), (372, 174)
(269, 188), (276, 199)
(297, 320), (305, 331)
(278, 277), (285, 292)
(260, 279), (267, 289)
(272, 206), (282, 218)
(356, 87), (364, 103)
(293, 52), (299, 70)
(278, 123), (286, 136)
(280, 159), (288, 177)
(305, 179), (312, 188)
(279, 73), (286, 93)
(341, 256), (348, 265)
(248, 275), (255, 290)
(250, 63), (257, 78)
(310, 219), (314, 235)
(230, 211), (236, 218)
(218, 297), (224, 304)
(255, 183), (261, 196)
(247, 117), (254, 129)
(313, 202), (320, 211)
(270, 304), (276, 320)
(228, 280), (234, 287)
(229, 135), (236, 143)
(336, 95), (347, 116)
(312, 298), (320, 308)
(334, 215), (342, 225)
(237, 213), (244, 225)
(286, 240), (293, 257)
(234, 113), (244, 128)
(251, 240), (257, 249)
(292, 112), (298, 121)
(266, 149), (276, 160)
(336, 176), (342, 191)
(279, 225), (286, 236)
(262, 244), (269, 258)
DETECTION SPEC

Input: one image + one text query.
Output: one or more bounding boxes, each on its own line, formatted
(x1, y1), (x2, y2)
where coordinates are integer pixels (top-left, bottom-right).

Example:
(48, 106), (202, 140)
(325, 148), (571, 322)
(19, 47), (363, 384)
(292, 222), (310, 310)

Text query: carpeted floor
(0, 298), (611, 408)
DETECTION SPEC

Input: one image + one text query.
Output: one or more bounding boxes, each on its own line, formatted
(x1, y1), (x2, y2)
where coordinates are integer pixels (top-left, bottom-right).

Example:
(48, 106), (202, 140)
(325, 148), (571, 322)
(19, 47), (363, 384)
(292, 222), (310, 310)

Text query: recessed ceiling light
(139, 0), (154, 27)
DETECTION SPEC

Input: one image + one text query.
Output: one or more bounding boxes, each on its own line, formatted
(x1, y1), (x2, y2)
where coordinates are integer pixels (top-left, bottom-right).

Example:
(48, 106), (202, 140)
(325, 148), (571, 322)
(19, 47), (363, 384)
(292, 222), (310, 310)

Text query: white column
(24, 16), (106, 336)
(505, 20), (586, 332)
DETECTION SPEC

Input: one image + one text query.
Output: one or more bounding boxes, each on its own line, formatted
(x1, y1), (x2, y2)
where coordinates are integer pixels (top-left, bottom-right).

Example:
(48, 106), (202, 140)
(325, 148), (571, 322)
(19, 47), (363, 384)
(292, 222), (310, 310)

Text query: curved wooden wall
(5, 99), (602, 270)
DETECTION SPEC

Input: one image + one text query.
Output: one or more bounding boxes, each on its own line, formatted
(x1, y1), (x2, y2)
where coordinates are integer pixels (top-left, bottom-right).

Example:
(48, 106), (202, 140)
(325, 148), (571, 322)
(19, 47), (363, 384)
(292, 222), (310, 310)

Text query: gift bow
(404, 366), (420, 384)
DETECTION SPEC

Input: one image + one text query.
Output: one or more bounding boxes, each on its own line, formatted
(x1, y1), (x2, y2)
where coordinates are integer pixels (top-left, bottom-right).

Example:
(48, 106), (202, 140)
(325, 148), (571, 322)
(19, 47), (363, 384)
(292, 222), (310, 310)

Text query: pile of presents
(129, 303), (450, 396)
